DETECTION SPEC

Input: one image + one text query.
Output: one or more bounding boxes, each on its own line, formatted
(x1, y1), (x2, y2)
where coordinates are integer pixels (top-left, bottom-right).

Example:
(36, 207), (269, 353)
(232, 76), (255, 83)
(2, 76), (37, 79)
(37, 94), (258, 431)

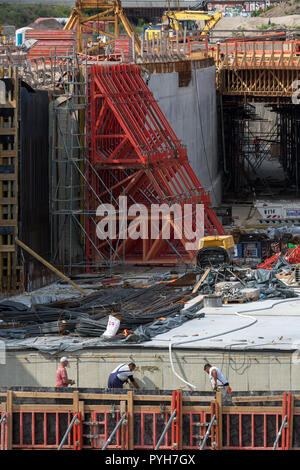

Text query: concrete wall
(1, 347), (299, 392)
(148, 66), (221, 205)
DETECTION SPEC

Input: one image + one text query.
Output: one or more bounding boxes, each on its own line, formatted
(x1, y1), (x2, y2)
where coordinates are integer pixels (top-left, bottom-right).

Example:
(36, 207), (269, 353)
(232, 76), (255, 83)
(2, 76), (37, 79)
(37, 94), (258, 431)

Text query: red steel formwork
(85, 64), (225, 266)
(0, 391), (297, 450)
(25, 30), (77, 60)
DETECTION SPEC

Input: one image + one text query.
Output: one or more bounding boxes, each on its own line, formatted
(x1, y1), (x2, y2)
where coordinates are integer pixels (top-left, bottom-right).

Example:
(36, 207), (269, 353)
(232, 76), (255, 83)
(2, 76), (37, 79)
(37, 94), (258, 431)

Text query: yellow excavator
(164, 10), (222, 38)
(143, 9), (222, 41)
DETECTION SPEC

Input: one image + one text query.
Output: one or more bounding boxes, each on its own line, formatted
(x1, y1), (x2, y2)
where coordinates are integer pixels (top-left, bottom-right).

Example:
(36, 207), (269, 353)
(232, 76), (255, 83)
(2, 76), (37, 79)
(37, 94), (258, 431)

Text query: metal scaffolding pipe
(154, 409), (177, 450)
(57, 413), (78, 450)
(200, 414), (216, 450)
(102, 413), (126, 450)
(273, 415), (287, 450)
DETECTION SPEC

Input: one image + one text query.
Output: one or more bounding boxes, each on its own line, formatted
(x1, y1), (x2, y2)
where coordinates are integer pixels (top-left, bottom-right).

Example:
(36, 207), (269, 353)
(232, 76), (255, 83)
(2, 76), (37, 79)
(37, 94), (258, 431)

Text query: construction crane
(64, 0), (141, 55)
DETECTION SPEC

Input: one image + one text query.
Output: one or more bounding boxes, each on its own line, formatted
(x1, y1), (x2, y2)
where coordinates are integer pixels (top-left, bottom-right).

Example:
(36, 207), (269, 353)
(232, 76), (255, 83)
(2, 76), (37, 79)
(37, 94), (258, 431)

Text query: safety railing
(186, 35), (209, 58)
(217, 40), (300, 68)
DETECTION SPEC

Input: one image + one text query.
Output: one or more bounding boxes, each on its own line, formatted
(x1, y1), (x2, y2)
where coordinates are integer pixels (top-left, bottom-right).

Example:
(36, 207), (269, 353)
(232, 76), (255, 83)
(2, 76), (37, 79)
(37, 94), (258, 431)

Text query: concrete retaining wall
(148, 66), (221, 205)
(1, 347), (299, 392)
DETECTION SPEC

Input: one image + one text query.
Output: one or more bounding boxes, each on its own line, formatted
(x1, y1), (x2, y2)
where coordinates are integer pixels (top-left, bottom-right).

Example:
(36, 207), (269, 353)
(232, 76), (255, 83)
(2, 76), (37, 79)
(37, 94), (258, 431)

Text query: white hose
(168, 297), (300, 389)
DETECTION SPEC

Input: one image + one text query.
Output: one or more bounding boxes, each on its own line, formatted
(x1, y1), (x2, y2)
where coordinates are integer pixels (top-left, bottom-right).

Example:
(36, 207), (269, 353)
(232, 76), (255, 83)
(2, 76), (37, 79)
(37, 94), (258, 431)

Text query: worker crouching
(108, 362), (140, 390)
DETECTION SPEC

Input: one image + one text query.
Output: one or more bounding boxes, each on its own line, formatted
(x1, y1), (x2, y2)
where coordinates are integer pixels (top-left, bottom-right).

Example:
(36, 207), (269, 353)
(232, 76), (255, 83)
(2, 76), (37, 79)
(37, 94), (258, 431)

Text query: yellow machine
(0, 27), (6, 42)
(162, 10), (222, 38)
(197, 235), (235, 267)
(143, 9), (221, 41)
(64, 0), (141, 54)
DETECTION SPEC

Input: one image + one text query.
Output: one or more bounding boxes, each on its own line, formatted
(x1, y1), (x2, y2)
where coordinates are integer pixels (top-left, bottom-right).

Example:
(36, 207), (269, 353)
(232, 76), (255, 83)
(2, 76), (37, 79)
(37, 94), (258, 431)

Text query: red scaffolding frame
(85, 63), (225, 266)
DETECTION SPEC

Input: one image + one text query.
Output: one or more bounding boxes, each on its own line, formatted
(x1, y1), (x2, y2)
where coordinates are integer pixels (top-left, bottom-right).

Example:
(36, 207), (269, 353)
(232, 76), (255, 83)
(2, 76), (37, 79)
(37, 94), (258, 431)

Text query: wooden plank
(223, 406), (282, 413)
(216, 391), (223, 450)
(11, 391), (74, 399)
(79, 400), (85, 421)
(10, 404), (74, 412)
(0, 128), (16, 135)
(79, 393), (131, 401)
(0, 219), (17, 226)
(0, 198), (17, 205)
(133, 395), (174, 402)
(0, 150), (16, 158)
(0, 245), (15, 253)
(84, 404), (121, 412)
(232, 396), (283, 403)
(73, 390), (79, 413)
(127, 391), (134, 450)
(6, 390), (13, 450)
(192, 268), (210, 294)
(0, 174), (16, 181)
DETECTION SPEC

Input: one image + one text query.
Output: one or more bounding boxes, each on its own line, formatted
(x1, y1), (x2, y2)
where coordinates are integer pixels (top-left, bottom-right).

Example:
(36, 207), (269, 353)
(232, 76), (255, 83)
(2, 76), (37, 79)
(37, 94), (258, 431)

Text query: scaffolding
(220, 97), (290, 199)
(50, 49), (113, 274)
(50, 51), (225, 273)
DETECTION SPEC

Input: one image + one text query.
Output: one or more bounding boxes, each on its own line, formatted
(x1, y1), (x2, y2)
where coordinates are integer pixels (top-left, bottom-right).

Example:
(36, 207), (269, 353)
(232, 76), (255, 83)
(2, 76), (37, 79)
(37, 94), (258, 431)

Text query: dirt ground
(210, 14), (300, 39)
(260, 0), (300, 17)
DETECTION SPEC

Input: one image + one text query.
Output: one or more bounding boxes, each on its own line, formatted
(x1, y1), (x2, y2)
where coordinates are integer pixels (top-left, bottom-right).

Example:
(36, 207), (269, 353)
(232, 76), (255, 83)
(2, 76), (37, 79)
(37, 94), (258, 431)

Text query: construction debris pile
(194, 264), (298, 304)
(0, 243), (299, 347)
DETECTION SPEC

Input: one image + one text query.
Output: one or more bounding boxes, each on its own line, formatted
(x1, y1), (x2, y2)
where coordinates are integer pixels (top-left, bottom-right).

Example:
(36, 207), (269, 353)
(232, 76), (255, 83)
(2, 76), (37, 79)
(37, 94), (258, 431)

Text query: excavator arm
(163, 10), (222, 37)
(200, 12), (222, 36)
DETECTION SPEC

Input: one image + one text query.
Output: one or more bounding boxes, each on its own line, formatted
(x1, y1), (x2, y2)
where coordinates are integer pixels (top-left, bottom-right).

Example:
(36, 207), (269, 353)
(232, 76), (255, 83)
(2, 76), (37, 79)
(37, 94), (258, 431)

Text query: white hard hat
(60, 356), (69, 363)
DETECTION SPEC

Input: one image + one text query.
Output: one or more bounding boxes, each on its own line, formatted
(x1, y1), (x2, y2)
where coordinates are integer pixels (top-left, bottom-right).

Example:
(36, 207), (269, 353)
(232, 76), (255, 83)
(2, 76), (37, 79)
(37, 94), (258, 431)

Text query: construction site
(1, 0), (300, 452)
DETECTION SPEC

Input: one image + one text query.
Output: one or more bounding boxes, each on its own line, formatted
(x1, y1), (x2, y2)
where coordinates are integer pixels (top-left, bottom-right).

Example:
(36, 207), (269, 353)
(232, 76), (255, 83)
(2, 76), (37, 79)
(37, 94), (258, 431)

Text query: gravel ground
(211, 14), (300, 40)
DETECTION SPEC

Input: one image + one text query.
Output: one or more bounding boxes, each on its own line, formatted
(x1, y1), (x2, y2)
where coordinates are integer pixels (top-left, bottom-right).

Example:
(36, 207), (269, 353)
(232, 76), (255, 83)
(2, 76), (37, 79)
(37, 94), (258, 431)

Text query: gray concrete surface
(0, 347), (299, 392)
(148, 66), (221, 205)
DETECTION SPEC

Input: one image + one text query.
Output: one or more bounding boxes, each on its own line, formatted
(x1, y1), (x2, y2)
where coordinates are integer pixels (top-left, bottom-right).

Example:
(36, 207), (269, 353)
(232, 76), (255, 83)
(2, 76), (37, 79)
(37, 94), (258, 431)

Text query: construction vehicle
(144, 9), (222, 41)
(196, 235), (235, 268)
(0, 27), (6, 43)
(163, 10), (222, 38)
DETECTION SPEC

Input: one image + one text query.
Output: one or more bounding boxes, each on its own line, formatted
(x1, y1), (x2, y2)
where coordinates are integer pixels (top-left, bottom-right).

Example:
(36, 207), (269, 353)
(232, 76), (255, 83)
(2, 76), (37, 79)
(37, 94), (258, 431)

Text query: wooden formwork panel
(219, 68), (300, 98)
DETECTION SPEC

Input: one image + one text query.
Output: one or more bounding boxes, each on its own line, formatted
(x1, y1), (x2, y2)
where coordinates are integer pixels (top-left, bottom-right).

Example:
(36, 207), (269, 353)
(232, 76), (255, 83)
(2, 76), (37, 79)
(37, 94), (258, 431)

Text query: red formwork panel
(25, 30), (77, 60)
(11, 411), (74, 449)
(85, 64), (225, 267)
(223, 411), (284, 449)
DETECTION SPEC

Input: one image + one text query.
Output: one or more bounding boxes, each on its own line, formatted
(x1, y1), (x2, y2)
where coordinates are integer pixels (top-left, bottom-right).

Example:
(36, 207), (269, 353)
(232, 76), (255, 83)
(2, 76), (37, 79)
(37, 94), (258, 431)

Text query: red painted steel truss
(85, 64), (225, 266)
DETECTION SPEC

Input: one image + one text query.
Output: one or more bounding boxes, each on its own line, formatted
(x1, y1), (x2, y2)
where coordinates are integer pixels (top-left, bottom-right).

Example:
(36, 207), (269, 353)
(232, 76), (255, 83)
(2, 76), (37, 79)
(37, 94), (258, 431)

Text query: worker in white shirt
(204, 363), (231, 401)
(108, 362), (140, 389)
